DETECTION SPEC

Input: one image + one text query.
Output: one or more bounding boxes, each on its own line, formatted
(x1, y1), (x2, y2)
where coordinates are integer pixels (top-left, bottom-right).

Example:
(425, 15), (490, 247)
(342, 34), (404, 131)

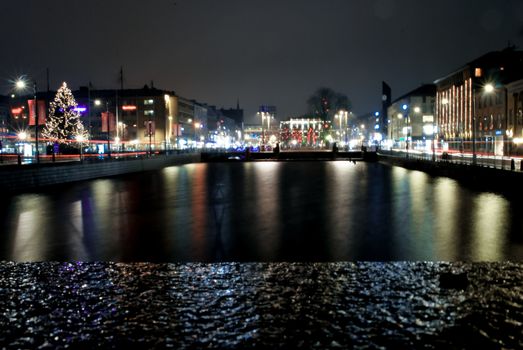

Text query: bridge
(201, 150), (378, 162)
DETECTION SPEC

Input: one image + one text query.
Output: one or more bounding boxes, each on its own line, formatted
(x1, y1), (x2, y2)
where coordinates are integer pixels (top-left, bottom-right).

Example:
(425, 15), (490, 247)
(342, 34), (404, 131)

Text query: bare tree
(307, 87), (351, 121)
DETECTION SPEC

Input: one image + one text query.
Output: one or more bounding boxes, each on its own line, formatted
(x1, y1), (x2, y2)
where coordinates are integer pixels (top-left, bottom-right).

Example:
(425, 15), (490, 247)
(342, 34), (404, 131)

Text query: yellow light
(513, 138), (523, 145)
(397, 113), (403, 119)
(441, 98), (449, 105)
(76, 135), (85, 142)
(18, 132), (27, 140)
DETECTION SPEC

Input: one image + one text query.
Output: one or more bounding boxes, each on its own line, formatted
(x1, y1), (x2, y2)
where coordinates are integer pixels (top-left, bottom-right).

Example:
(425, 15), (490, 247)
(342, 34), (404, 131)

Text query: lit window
(144, 110), (154, 116)
(474, 68), (482, 77)
(144, 99), (154, 105)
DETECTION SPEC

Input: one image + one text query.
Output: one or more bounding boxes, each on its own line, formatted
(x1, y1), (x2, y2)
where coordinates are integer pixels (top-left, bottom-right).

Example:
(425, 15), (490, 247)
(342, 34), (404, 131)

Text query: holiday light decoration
(41, 82), (88, 143)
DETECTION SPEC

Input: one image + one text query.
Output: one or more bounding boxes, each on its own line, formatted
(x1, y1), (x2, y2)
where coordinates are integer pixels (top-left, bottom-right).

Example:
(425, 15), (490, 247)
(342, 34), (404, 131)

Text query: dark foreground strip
(0, 262), (522, 349)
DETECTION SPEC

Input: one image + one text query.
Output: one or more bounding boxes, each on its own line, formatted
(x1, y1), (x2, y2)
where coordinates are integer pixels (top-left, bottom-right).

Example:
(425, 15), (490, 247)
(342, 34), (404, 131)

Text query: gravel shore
(1, 262), (522, 349)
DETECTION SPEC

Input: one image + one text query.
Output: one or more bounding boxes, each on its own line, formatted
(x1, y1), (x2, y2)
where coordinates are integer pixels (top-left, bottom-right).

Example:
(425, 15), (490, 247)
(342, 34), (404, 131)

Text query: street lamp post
(472, 89), (477, 166)
(105, 101), (111, 159)
(15, 78), (39, 163)
(432, 113), (436, 162)
(95, 99), (111, 159)
(344, 111), (349, 145)
(33, 81), (39, 164)
(402, 104), (409, 158)
(76, 134), (85, 162)
(258, 112), (265, 148)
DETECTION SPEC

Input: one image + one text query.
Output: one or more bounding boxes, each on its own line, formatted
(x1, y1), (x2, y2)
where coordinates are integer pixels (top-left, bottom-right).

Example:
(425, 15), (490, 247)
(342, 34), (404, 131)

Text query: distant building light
(475, 68), (482, 77)
(374, 111), (380, 116)
(11, 107), (23, 115)
(122, 105), (137, 111)
(423, 125), (434, 135)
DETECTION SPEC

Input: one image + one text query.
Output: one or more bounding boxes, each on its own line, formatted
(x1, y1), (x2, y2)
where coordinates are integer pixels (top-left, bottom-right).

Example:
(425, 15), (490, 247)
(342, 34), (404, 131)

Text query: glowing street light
(15, 80), (26, 90)
(15, 76), (39, 163)
(484, 83), (495, 94)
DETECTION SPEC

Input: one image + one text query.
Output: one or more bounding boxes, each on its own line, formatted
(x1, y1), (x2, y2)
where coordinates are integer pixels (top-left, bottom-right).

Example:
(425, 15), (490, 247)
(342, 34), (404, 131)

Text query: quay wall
(0, 153), (200, 193)
(378, 153), (523, 197)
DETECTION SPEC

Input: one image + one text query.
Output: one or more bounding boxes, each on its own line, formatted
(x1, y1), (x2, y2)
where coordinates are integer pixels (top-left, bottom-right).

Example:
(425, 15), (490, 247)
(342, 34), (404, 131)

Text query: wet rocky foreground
(1, 262), (522, 349)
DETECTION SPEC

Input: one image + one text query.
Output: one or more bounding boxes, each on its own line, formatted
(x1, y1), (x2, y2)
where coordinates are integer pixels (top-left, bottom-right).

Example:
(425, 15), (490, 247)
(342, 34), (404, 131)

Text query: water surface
(1, 161), (522, 261)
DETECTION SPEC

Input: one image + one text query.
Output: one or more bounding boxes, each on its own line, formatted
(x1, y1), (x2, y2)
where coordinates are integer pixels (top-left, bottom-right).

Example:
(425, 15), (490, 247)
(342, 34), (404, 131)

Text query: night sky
(2, 0), (523, 122)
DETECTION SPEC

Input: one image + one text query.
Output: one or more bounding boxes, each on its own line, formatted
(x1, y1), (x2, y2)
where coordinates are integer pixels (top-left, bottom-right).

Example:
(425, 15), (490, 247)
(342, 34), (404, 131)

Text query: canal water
(1, 161), (522, 261)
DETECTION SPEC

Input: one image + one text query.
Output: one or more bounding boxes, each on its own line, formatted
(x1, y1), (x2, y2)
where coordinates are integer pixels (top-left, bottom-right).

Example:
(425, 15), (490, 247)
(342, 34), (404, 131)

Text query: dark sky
(2, 0), (523, 122)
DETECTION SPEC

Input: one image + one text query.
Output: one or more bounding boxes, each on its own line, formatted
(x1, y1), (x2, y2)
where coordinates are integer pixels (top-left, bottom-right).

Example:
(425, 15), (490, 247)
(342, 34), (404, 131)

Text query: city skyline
(2, 0), (523, 122)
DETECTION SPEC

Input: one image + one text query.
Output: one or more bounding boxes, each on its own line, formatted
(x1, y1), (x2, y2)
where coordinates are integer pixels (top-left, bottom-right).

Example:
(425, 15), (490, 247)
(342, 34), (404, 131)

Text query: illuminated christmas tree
(41, 82), (88, 143)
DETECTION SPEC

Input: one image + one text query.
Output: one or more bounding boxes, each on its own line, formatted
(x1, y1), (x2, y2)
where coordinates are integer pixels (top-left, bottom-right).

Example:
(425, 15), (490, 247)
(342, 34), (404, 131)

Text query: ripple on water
(0, 262), (522, 349)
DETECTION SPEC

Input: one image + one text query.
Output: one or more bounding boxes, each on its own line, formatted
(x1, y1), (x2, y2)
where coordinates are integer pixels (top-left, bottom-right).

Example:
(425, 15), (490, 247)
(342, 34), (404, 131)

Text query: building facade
(434, 48), (523, 155)
(387, 85), (436, 150)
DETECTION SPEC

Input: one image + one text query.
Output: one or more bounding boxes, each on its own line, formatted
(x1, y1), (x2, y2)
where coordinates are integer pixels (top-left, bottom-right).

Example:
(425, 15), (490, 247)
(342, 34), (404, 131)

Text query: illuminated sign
(11, 107), (23, 114)
(74, 106), (87, 113)
(122, 105), (137, 111)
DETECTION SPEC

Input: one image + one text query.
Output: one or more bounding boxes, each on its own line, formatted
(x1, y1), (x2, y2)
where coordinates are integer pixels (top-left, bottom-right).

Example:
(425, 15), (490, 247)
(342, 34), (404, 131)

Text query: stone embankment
(0, 153), (200, 193)
(379, 153), (523, 197)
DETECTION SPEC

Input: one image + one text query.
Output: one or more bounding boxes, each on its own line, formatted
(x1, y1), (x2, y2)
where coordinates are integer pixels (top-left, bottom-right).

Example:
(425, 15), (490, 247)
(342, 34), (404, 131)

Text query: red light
(11, 108), (22, 115)
(122, 105), (137, 111)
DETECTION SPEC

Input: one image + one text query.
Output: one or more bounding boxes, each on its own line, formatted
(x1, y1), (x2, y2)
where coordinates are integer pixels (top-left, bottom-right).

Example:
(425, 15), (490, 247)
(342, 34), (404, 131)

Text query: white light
(441, 98), (449, 105)
(484, 83), (495, 93)
(414, 107), (421, 113)
(423, 125), (434, 135)
(15, 80), (26, 90)
(397, 113), (403, 119)
(94, 99), (102, 106)
(76, 135), (85, 142)
(18, 132), (27, 140)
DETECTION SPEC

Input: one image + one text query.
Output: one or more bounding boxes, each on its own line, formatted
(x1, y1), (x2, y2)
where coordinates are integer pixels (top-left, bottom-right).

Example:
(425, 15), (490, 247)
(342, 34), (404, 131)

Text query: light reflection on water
(0, 162), (521, 262)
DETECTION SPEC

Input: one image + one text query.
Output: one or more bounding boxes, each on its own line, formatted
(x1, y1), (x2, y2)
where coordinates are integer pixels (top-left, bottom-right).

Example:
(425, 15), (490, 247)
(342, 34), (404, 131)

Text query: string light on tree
(41, 82), (88, 143)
